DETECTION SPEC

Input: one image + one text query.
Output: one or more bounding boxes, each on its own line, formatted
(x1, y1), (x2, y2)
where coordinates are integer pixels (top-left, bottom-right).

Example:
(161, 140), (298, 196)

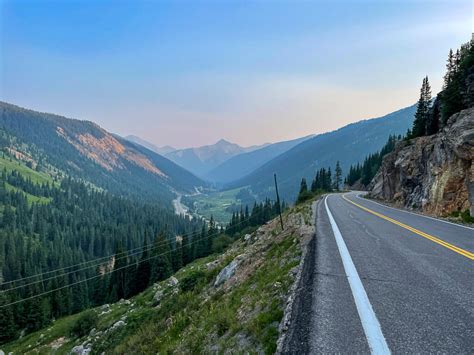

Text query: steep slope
(370, 107), (474, 217)
(165, 139), (268, 178)
(230, 104), (416, 201)
(3, 200), (315, 354)
(125, 135), (175, 155)
(205, 135), (314, 184)
(0, 101), (205, 203)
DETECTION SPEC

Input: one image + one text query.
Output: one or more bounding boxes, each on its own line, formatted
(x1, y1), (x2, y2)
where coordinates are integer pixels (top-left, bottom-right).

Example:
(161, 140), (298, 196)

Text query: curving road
(283, 192), (473, 354)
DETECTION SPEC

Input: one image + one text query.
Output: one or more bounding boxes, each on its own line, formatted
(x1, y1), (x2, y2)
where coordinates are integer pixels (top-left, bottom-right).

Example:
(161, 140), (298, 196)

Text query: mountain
(0, 101), (205, 203)
(125, 135), (175, 155)
(164, 139), (268, 178)
(229, 104), (417, 202)
(205, 135), (314, 183)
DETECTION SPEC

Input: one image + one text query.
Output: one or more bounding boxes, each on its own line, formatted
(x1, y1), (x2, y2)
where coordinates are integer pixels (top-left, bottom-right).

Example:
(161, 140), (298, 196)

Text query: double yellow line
(342, 194), (474, 261)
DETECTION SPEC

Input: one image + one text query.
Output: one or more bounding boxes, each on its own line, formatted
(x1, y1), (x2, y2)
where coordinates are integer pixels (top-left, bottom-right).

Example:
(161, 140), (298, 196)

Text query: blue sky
(1, 0), (472, 148)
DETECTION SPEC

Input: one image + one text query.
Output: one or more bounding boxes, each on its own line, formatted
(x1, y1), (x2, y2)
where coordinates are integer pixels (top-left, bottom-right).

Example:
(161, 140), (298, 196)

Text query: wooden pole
(274, 173), (284, 230)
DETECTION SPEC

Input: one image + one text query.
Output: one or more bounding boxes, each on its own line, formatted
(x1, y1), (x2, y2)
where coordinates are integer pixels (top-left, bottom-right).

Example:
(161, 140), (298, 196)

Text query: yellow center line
(341, 194), (474, 261)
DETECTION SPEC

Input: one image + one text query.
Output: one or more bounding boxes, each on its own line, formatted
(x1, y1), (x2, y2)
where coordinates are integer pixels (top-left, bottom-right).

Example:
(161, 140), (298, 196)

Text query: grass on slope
(5, 183), (52, 204)
(0, 155), (54, 185)
(3, 201), (315, 354)
(0, 155), (54, 205)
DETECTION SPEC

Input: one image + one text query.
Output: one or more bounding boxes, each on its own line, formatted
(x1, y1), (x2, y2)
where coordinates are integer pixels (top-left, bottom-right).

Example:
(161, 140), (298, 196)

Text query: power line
(0, 221), (248, 308)
(0, 230), (197, 293)
(0, 201), (280, 301)
(2, 172), (295, 288)
(0, 173), (292, 307)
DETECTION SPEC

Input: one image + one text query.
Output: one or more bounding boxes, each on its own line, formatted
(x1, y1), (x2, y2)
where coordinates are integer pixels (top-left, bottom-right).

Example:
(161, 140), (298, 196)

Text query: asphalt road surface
(282, 192), (473, 354)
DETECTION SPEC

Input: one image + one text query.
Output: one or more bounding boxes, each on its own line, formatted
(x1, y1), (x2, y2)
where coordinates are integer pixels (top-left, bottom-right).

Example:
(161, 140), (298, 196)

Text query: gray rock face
(214, 256), (241, 287)
(370, 107), (474, 216)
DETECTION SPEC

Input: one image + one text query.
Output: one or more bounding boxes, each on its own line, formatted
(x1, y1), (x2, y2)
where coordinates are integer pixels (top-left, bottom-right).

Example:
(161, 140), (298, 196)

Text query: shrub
(180, 270), (206, 292)
(296, 190), (313, 204)
(460, 209), (474, 223)
(212, 234), (233, 254)
(71, 310), (98, 337)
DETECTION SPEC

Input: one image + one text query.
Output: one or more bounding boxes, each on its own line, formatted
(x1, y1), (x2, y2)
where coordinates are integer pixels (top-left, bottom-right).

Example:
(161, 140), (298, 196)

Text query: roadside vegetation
(296, 161), (343, 204)
(450, 209), (474, 224)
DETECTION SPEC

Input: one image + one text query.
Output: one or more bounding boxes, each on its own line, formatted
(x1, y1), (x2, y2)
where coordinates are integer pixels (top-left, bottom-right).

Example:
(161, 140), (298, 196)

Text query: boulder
(153, 290), (164, 304)
(112, 320), (126, 329)
(167, 276), (179, 287)
(214, 256), (242, 287)
(206, 260), (219, 270)
(71, 345), (86, 354)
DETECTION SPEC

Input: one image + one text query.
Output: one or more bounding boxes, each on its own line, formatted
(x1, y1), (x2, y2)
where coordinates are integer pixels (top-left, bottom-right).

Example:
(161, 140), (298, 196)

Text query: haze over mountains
(162, 139), (269, 178)
(229, 104), (417, 201)
(205, 135), (314, 184)
(125, 135), (175, 156)
(0, 100), (416, 206)
(124, 103), (416, 203)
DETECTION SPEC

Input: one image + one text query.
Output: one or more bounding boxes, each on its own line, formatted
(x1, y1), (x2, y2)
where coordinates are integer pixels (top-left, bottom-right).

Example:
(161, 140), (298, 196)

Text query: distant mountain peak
(215, 138), (235, 146)
(124, 135), (176, 155)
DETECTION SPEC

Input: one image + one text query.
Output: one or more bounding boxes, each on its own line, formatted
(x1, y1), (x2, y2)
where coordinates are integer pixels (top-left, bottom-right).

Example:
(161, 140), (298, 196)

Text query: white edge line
(353, 193), (474, 231)
(324, 195), (391, 355)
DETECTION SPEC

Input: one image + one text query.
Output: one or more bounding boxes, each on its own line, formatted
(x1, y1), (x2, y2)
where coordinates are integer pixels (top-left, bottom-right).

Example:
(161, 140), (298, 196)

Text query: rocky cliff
(370, 107), (474, 217)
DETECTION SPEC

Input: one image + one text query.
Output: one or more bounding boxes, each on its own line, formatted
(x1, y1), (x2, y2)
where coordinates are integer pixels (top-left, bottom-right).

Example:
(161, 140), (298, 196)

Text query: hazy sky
(1, 0), (472, 148)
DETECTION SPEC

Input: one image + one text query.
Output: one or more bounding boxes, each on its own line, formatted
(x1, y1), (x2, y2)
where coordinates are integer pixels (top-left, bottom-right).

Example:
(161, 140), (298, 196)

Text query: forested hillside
(0, 102), (205, 204)
(0, 151), (210, 343)
(229, 105), (416, 201)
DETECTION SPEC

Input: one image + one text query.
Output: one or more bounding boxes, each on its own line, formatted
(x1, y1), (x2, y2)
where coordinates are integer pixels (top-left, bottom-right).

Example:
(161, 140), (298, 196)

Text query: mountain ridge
(164, 139), (268, 178)
(125, 135), (176, 155)
(0, 101), (205, 203)
(229, 104), (417, 201)
(205, 134), (314, 183)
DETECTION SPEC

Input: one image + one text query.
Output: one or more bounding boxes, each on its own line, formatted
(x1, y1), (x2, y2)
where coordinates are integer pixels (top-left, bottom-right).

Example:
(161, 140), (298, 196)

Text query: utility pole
(274, 173), (284, 230)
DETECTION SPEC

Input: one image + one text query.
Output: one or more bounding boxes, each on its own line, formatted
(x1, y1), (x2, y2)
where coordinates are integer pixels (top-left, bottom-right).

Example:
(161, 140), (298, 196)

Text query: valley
(1, 3), (473, 353)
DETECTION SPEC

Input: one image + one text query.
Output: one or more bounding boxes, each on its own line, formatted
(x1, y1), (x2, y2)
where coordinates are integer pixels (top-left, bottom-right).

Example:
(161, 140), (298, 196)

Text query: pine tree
(412, 76), (431, 137)
(172, 239), (183, 272)
(299, 178), (308, 194)
(0, 293), (17, 343)
(135, 235), (151, 293)
(150, 233), (172, 283)
(334, 161), (342, 191)
(108, 244), (128, 302)
(443, 49), (455, 88)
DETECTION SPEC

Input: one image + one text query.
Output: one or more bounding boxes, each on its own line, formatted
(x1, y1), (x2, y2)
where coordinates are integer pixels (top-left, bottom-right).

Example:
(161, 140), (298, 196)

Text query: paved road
(282, 192), (473, 354)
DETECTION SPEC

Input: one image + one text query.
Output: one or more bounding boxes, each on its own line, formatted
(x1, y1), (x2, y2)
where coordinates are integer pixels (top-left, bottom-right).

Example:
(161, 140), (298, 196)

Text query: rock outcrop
(370, 107), (474, 216)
